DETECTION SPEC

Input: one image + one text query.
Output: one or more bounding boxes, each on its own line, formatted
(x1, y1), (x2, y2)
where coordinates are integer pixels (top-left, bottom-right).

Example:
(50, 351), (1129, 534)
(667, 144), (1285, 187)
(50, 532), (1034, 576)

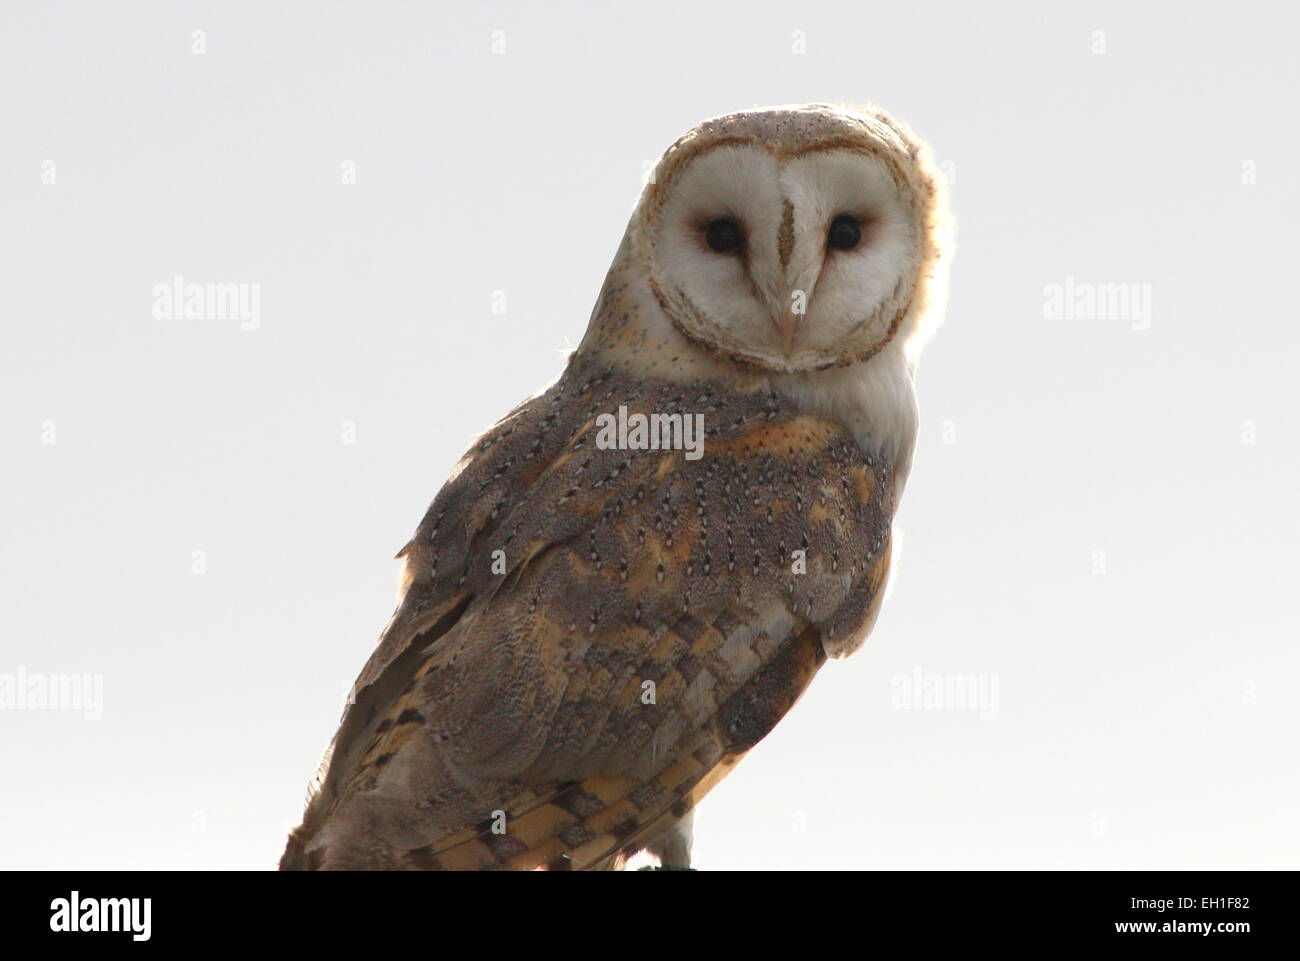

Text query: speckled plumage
(281, 103), (950, 870)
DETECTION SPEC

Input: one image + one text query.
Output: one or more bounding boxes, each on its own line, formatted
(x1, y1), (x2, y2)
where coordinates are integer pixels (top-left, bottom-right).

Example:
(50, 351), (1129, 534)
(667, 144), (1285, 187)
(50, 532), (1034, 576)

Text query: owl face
(635, 105), (946, 373)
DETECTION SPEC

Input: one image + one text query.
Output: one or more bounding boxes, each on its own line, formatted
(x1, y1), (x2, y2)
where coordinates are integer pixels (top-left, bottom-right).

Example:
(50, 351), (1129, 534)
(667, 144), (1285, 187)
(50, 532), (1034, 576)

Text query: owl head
(623, 104), (950, 373)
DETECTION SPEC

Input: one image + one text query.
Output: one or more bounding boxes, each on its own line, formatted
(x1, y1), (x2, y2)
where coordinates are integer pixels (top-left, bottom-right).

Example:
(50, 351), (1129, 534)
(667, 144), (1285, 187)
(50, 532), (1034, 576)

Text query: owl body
(282, 104), (950, 870)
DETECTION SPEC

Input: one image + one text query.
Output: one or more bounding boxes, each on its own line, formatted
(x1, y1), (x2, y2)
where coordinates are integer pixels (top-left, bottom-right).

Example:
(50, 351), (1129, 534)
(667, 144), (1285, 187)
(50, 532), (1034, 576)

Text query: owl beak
(772, 267), (818, 354)
(775, 310), (799, 354)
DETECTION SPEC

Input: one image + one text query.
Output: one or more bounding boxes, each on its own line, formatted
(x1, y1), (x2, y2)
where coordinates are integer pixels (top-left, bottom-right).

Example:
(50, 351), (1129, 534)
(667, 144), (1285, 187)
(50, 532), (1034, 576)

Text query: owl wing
(282, 361), (896, 870)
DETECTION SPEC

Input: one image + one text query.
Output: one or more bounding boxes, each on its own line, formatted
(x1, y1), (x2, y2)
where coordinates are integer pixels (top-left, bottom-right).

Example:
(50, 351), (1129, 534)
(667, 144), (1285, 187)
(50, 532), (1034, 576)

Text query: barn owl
(281, 103), (951, 870)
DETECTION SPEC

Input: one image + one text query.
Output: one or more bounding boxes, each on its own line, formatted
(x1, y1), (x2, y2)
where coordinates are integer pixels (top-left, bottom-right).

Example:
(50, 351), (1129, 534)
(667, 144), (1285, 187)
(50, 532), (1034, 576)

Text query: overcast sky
(2, 0), (1296, 869)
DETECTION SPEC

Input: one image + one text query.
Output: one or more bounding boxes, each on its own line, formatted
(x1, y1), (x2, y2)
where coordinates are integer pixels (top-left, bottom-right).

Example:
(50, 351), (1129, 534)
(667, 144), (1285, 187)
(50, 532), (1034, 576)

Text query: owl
(281, 103), (951, 870)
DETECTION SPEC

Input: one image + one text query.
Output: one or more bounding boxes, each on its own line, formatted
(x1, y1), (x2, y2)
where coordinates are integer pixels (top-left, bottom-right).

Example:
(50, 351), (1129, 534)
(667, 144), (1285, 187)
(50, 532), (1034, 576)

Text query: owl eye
(827, 214), (862, 251)
(704, 218), (744, 253)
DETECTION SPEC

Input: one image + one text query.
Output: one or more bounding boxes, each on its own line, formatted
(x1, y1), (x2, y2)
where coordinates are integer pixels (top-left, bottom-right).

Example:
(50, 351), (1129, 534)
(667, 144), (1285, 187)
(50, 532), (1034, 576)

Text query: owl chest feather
(769, 341), (919, 499)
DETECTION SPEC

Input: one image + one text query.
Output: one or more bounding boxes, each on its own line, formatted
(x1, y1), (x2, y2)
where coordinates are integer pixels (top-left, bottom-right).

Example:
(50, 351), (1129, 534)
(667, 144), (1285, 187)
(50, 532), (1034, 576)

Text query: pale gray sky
(2, 0), (1296, 869)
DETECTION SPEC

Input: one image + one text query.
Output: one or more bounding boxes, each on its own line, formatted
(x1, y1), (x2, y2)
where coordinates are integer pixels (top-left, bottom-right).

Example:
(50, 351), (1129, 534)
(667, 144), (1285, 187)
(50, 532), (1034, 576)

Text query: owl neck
(767, 343), (919, 496)
(575, 256), (919, 492)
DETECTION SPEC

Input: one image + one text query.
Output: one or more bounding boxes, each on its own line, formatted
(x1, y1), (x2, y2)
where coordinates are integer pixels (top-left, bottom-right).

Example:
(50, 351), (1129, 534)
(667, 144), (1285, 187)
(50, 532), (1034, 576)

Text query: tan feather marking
(514, 754), (710, 870)
(850, 464), (876, 505)
(807, 501), (833, 524)
(576, 626), (826, 868)
(419, 626), (826, 871)
(653, 454), (677, 481)
(708, 416), (839, 457)
(343, 657), (441, 797)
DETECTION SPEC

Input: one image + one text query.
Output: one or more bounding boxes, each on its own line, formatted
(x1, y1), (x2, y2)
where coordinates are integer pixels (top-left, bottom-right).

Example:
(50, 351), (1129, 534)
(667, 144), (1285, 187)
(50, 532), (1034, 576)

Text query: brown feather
(282, 358), (894, 870)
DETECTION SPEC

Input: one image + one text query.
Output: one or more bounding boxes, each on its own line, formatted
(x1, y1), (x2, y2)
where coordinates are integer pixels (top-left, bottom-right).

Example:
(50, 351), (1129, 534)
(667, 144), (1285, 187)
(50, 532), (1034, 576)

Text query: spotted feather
(281, 359), (895, 870)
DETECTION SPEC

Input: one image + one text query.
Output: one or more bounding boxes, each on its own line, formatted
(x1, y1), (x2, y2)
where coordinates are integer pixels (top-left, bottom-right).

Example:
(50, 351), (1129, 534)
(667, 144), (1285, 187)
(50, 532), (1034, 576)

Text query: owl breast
(286, 357), (900, 870)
